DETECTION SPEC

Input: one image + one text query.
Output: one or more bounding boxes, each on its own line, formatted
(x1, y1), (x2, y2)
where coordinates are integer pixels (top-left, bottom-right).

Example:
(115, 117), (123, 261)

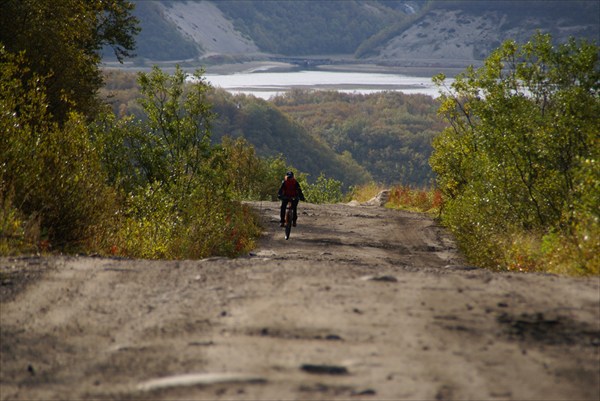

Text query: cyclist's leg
(280, 200), (287, 225)
(292, 199), (299, 224)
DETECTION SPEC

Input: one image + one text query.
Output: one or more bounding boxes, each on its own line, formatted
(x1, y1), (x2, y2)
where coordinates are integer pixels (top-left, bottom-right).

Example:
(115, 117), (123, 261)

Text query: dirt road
(1, 202), (599, 400)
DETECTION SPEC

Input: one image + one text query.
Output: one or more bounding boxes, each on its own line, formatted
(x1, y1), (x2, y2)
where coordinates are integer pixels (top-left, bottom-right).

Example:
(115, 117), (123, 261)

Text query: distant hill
(371, 0), (600, 66)
(212, 0), (407, 55)
(127, 1), (200, 61)
(120, 0), (598, 66)
(208, 89), (373, 187)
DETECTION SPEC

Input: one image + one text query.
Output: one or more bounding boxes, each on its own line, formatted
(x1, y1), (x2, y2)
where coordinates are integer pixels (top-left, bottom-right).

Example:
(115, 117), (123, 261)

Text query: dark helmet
(286, 171), (294, 178)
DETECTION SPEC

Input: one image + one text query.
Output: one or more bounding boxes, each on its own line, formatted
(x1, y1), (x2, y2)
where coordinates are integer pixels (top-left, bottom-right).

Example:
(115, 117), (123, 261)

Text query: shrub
(1, 47), (116, 253)
(303, 173), (344, 204)
(96, 66), (264, 259)
(215, 136), (288, 201)
(115, 182), (177, 259)
(432, 33), (599, 274)
(387, 185), (444, 214)
(0, 190), (29, 254)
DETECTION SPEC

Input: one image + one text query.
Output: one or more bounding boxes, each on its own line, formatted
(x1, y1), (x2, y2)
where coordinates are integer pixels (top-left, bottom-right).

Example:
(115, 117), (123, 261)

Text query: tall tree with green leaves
(135, 66), (214, 197)
(0, 0), (139, 123)
(1, 47), (117, 251)
(431, 33), (599, 274)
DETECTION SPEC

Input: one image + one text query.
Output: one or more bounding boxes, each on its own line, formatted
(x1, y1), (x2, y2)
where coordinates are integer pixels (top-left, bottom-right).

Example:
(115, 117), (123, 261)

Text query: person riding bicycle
(277, 171), (305, 227)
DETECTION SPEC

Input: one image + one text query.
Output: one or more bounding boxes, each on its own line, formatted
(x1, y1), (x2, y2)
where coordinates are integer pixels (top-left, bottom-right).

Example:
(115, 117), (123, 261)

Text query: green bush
(172, 189), (262, 258)
(96, 66), (264, 259)
(115, 182), (177, 259)
(0, 190), (29, 254)
(432, 33), (599, 274)
(1, 47), (116, 253)
(302, 173), (344, 204)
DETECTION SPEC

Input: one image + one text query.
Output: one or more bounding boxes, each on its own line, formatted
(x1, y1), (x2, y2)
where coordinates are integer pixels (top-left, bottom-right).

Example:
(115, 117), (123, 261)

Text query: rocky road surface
(1, 201), (599, 400)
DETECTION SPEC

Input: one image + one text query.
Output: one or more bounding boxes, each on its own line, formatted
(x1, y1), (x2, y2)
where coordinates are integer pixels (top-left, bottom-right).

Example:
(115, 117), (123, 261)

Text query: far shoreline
(102, 57), (479, 78)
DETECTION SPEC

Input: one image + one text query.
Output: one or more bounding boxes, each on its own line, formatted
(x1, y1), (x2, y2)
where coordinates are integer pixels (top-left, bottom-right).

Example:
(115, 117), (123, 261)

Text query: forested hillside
(273, 90), (443, 185)
(100, 70), (371, 185)
(208, 91), (373, 187)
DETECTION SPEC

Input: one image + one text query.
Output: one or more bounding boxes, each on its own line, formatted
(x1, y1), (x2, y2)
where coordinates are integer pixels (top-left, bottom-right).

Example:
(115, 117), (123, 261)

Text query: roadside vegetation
(432, 33), (599, 275)
(1, 49), (262, 258)
(349, 33), (599, 276)
(350, 183), (443, 215)
(387, 187), (443, 215)
(1, 1), (268, 259)
(350, 183), (385, 204)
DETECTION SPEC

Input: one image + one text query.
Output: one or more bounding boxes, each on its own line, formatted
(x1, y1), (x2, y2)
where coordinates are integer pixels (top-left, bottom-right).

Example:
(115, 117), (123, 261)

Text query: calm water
(204, 70), (450, 100)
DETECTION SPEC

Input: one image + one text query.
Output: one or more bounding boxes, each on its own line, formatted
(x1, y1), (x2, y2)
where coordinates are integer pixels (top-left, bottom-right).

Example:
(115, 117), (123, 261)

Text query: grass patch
(386, 185), (443, 215)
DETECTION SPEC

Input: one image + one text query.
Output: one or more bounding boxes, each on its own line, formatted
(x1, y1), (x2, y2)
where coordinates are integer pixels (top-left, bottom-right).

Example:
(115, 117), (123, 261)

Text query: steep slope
(372, 1), (600, 65)
(128, 1), (200, 61)
(213, 0), (406, 55)
(158, 1), (260, 56)
(126, 0), (598, 66)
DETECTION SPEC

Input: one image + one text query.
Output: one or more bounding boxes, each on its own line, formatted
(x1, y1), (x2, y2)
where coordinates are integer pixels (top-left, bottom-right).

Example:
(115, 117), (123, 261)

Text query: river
(203, 70), (451, 100)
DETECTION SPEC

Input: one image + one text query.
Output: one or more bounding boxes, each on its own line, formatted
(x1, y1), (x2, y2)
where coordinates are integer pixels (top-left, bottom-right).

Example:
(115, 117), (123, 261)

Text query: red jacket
(278, 177), (304, 199)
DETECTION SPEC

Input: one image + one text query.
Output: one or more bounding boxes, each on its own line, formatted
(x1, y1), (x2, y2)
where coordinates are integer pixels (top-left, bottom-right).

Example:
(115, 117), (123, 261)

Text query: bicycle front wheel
(285, 221), (292, 239)
(285, 208), (293, 240)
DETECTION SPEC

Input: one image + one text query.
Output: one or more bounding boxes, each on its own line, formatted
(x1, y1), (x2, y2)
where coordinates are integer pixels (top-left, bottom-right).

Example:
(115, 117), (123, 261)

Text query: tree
(431, 33), (599, 273)
(1, 47), (117, 251)
(135, 65), (214, 197)
(0, 0), (139, 123)
(97, 66), (261, 259)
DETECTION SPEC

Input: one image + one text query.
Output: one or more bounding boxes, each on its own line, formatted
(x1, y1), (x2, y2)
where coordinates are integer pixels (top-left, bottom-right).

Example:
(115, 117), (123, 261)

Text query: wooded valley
(102, 70), (441, 188)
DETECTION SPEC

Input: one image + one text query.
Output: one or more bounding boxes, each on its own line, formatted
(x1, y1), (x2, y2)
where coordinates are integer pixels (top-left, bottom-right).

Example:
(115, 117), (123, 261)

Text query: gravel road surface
(1, 202), (598, 400)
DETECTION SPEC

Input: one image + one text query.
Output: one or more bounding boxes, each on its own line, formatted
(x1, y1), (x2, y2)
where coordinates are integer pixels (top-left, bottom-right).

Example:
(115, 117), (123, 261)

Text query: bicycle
(283, 196), (298, 240)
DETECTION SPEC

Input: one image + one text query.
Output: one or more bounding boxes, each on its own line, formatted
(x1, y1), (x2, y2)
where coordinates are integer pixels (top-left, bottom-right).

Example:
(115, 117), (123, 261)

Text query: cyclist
(277, 171), (305, 227)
